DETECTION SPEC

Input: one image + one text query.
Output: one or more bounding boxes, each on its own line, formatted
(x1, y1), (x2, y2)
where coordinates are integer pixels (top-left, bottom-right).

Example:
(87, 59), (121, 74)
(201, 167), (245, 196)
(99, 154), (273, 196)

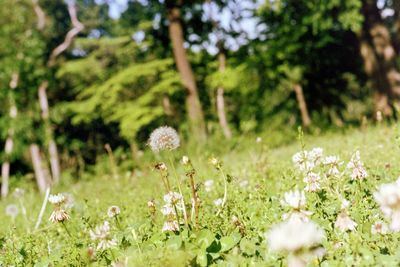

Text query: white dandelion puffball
(281, 190), (306, 209)
(107, 206), (121, 218)
(49, 194), (66, 205)
(5, 204), (19, 218)
(268, 220), (325, 253)
(334, 212), (357, 232)
(371, 221), (389, 235)
(148, 126), (180, 152)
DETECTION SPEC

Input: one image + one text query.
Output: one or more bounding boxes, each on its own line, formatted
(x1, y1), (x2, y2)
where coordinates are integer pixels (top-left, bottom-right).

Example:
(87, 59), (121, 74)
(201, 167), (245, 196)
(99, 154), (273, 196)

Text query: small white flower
(162, 220), (179, 232)
(371, 221), (389, 235)
(49, 194), (65, 205)
(268, 220), (325, 253)
(341, 199), (350, 210)
(347, 151), (368, 180)
(282, 210), (313, 223)
(303, 172), (321, 192)
(281, 190), (306, 209)
(97, 239), (117, 250)
(214, 198), (224, 207)
(334, 212), (357, 232)
(204, 180), (214, 192)
(49, 209), (70, 223)
(163, 191), (182, 205)
(161, 204), (176, 216)
(308, 147), (324, 165)
(90, 221), (117, 250)
(148, 126), (180, 152)
(107, 206), (121, 218)
(292, 151), (315, 172)
(5, 204), (19, 218)
(323, 156), (343, 176)
(256, 137), (262, 143)
(181, 156), (190, 165)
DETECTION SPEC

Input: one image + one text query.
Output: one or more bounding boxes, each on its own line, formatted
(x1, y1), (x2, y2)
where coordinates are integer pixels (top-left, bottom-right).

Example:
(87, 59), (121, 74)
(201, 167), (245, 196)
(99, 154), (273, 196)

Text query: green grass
(1, 124), (400, 266)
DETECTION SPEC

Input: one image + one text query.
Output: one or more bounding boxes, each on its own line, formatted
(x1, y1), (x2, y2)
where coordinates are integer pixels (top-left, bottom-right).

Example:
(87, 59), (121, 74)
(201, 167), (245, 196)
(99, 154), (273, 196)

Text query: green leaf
(196, 229), (216, 249)
(220, 233), (241, 252)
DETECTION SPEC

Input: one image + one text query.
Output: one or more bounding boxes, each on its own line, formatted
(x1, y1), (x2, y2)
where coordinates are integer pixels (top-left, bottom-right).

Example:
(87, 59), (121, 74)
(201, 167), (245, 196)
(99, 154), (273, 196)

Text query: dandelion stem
(34, 187), (51, 231)
(167, 152), (189, 228)
(62, 221), (72, 237)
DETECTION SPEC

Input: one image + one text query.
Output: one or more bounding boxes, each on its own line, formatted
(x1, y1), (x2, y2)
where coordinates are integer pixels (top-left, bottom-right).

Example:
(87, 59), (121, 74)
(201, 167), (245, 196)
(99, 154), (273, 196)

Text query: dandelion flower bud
(107, 205), (121, 218)
(181, 155), (190, 165)
(148, 126), (180, 152)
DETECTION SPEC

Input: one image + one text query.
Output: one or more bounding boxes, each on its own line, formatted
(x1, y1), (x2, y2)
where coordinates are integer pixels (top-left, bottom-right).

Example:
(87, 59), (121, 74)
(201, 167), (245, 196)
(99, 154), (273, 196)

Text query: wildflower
(340, 199), (350, 210)
(204, 179), (214, 192)
(162, 220), (179, 232)
(163, 192), (183, 206)
(5, 204), (19, 218)
(292, 151), (314, 172)
(323, 156), (342, 176)
(13, 188), (25, 198)
(281, 190), (306, 209)
(148, 126), (180, 152)
(347, 151), (368, 180)
(49, 209), (70, 223)
(303, 172), (321, 192)
(155, 162), (168, 171)
(49, 194), (65, 205)
(181, 156), (190, 165)
(210, 157), (220, 168)
(161, 204), (176, 216)
(308, 147), (324, 166)
(107, 206), (121, 218)
(334, 211), (357, 232)
(268, 220), (325, 253)
(214, 198), (224, 207)
(374, 178), (400, 231)
(256, 137), (262, 143)
(90, 221), (117, 250)
(371, 221), (389, 235)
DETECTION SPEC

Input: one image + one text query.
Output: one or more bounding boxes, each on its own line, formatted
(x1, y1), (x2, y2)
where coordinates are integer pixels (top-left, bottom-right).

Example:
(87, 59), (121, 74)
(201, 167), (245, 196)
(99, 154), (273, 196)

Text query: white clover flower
(292, 151), (315, 172)
(347, 151), (368, 180)
(49, 209), (70, 223)
(107, 206), (121, 218)
(374, 178), (400, 231)
(334, 212), (357, 232)
(371, 221), (389, 235)
(148, 126), (180, 152)
(163, 191), (183, 205)
(239, 180), (249, 188)
(214, 198), (224, 207)
(13, 188), (25, 199)
(281, 190), (306, 209)
(5, 204), (19, 218)
(340, 199), (350, 210)
(162, 220), (179, 232)
(90, 221), (117, 250)
(303, 172), (321, 192)
(308, 147), (324, 165)
(323, 155), (343, 176)
(204, 179), (214, 192)
(49, 194), (65, 205)
(161, 204), (175, 216)
(268, 220), (325, 253)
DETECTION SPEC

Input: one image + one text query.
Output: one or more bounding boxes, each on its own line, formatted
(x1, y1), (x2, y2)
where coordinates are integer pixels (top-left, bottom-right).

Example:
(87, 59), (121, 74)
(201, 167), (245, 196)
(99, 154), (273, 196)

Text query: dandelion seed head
(148, 126), (180, 152)
(107, 205), (121, 218)
(49, 194), (65, 205)
(5, 204), (19, 218)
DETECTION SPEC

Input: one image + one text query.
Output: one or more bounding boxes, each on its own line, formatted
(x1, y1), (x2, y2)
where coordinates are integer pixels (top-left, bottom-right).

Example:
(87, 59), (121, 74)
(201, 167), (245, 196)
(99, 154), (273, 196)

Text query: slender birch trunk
(30, 144), (48, 193)
(293, 83), (311, 128)
(1, 73), (19, 198)
(166, 0), (206, 141)
(216, 47), (232, 139)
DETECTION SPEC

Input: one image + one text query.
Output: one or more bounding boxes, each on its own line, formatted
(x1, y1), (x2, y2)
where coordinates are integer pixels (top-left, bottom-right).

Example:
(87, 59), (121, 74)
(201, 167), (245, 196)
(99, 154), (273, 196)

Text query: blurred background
(0, 0), (399, 195)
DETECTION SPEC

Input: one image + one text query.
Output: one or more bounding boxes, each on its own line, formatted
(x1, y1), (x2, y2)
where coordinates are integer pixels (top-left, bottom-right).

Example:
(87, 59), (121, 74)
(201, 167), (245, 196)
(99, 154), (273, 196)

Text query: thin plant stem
(188, 172), (199, 228)
(167, 151), (189, 228)
(62, 221), (72, 237)
(35, 187), (51, 230)
(132, 228), (143, 254)
(216, 168), (228, 216)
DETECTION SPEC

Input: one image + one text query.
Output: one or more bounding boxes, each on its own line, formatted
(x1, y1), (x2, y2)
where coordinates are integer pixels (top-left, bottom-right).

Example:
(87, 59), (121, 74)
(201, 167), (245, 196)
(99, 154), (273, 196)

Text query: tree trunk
(293, 83), (311, 128)
(38, 81), (61, 183)
(216, 48), (232, 139)
(166, 1), (206, 140)
(359, 0), (400, 116)
(30, 144), (48, 193)
(1, 73), (19, 198)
